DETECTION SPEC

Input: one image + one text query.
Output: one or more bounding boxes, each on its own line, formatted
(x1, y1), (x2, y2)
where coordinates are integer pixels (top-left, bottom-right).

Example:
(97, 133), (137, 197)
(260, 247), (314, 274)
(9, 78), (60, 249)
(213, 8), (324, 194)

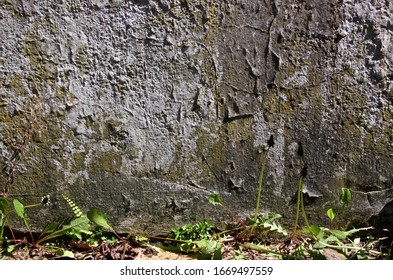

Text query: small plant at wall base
(208, 192), (288, 240)
(291, 187), (387, 259)
(292, 162), (310, 237)
(326, 207), (335, 223)
(168, 220), (222, 260)
(38, 195), (124, 245)
(1, 193), (140, 260)
(250, 135), (275, 236)
(0, 195), (51, 243)
(207, 135), (290, 243)
(288, 141), (310, 242)
(0, 194), (92, 247)
(325, 187), (352, 227)
(0, 197), (12, 241)
(35, 194), (92, 245)
(305, 224), (377, 259)
(171, 220), (213, 241)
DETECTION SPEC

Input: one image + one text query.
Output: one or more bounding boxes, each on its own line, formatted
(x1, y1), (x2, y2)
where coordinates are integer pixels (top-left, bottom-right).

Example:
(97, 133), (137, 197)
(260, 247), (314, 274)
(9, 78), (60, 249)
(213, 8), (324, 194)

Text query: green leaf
(250, 213), (287, 236)
(208, 193), (222, 206)
(313, 241), (327, 249)
(330, 229), (347, 240)
(0, 197), (9, 215)
(340, 188), (351, 210)
(67, 226), (92, 241)
(342, 226), (373, 237)
(37, 216), (90, 244)
(42, 220), (63, 235)
(262, 212), (282, 223)
(308, 249), (327, 260)
(194, 239), (219, 253)
(59, 250), (75, 259)
(262, 220), (288, 236)
(135, 235), (149, 242)
(13, 199), (25, 219)
(326, 208), (335, 222)
(307, 225), (324, 240)
(324, 235), (341, 244)
(194, 240), (222, 260)
(87, 208), (113, 231)
(6, 244), (15, 253)
(269, 222), (278, 231)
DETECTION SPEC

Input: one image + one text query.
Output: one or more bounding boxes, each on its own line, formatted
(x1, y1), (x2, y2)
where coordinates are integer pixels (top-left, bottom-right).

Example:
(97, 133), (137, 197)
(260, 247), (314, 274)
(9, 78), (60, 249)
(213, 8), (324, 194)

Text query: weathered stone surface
(0, 0), (392, 233)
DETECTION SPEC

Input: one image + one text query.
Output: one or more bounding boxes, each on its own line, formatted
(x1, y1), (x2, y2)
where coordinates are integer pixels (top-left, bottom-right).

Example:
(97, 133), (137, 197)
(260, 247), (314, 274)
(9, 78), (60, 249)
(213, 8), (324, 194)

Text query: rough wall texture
(0, 0), (392, 233)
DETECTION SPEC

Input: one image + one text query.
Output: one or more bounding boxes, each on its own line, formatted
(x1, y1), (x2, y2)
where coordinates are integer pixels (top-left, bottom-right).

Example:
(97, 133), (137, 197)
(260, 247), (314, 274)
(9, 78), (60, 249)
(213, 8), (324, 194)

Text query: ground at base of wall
(1, 235), (390, 260)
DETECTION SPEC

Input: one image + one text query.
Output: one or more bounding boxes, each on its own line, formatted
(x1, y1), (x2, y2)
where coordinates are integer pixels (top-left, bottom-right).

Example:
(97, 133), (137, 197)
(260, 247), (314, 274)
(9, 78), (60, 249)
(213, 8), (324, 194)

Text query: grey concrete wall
(1, 0), (392, 233)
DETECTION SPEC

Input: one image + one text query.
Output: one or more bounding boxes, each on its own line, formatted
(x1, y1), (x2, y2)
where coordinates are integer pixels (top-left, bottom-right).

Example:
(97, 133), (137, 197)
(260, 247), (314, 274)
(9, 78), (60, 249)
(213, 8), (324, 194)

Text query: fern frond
(61, 194), (83, 217)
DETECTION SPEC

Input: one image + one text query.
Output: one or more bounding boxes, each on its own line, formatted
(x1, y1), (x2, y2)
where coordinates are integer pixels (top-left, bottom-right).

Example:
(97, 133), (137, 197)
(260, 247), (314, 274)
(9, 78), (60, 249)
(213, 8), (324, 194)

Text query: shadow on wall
(368, 200), (393, 238)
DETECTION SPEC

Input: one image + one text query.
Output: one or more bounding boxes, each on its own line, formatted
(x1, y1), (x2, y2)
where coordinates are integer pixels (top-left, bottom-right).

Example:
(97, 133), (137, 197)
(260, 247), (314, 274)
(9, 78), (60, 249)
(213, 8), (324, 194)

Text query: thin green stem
(293, 177), (302, 234)
(253, 149), (269, 223)
(299, 177), (310, 228)
(0, 215), (4, 240)
(24, 203), (42, 209)
(240, 242), (299, 259)
(18, 202), (43, 243)
(23, 217), (34, 243)
(317, 241), (364, 251)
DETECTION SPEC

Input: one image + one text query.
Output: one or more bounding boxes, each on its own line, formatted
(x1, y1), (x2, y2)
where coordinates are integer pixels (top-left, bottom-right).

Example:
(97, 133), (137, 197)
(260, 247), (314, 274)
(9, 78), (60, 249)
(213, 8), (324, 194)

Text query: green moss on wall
(89, 151), (122, 174)
(71, 152), (87, 173)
